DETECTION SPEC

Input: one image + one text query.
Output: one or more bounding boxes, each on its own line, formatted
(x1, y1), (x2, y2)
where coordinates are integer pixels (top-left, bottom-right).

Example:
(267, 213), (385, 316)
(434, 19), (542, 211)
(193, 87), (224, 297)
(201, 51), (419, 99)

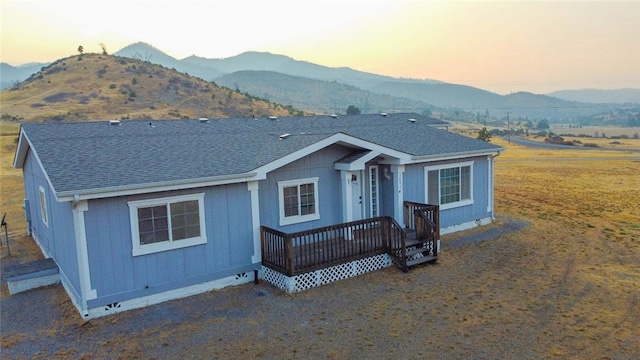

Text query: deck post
(284, 234), (294, 276)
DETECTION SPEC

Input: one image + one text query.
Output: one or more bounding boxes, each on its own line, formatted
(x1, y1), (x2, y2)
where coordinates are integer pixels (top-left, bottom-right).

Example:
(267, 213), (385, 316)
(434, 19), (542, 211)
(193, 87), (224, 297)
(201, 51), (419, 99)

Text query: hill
(215, 70), (437, 114)
(0, 62), (49, 90)
(3, 42), (637, 124)
(0, 54), (296, 123)
(547, 88), (640, 104)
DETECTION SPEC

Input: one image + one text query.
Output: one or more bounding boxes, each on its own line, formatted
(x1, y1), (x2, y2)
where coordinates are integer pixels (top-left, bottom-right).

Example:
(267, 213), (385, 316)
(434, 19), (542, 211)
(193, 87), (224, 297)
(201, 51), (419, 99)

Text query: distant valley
(2, 42), (639, 125)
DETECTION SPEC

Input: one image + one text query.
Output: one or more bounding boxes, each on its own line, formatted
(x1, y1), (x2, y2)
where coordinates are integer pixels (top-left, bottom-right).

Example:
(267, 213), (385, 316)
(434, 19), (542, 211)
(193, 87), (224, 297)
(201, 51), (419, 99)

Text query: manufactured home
(13, 113), (502, 318)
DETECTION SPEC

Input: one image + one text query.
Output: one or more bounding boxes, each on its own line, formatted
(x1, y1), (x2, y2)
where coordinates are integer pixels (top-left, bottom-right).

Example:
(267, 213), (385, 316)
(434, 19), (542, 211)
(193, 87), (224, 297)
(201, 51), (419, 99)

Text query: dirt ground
(1, 138), (639, 359)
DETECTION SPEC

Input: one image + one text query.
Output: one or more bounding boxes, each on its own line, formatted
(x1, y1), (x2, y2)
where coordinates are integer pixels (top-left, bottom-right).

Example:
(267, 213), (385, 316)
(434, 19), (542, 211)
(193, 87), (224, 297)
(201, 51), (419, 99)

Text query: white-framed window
(425, 161), (474, 210)
(128, 193), (207, 256)
(369, 166), (379, 217)
(278, 177), (320, 226)
(38, 186), (49, 227)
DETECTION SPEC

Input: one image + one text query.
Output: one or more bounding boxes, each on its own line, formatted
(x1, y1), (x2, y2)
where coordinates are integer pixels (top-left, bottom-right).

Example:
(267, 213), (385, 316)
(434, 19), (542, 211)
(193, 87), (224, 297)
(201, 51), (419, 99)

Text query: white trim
(277, 177), (320, 226)
(487, 155), (494, 215)
(84, 273), (254, 319)
(369, 165), (380, 217)
(38, 185), (49, 227)
(391, 165), (405, 226)
(128, 193), (207, 256)
(73, 199), (96, 316)
(334, 151), (381, 171)
(340, 171), (353, 223)
(424, 161), (474, 211)
(440, 217), (492, 235)
(248, 181), (262, 263)
(57, 173), (256, 202)
(255, 133), (411, 177)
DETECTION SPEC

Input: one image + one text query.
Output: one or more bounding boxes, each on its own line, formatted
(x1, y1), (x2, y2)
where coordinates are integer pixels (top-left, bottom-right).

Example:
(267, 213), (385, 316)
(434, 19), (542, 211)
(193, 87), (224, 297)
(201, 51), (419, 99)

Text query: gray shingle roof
(18, 113), (501, 197)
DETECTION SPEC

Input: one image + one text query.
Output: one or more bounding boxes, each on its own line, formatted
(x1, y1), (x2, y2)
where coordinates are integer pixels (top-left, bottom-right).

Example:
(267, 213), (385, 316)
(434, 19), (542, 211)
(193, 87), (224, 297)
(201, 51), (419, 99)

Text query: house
(13, 113), (503, 318)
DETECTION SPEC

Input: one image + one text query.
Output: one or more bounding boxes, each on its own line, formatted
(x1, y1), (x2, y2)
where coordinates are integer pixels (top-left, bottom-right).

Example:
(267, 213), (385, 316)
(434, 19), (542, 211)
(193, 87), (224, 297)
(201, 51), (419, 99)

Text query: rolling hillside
(215, 70), (436, 114)
(0, 54), (296, 123)
(2, 42), (637, 124)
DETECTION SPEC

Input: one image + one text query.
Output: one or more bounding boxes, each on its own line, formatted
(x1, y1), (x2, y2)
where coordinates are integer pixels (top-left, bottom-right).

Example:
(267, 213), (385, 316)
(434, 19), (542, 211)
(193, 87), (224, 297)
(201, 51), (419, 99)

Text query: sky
(1, 0), (639, 95)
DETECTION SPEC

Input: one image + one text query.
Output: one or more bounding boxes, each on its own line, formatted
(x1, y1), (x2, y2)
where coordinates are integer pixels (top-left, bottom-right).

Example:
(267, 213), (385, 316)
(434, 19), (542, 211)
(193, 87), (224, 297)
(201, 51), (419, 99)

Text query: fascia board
(254, 133), (411, 177)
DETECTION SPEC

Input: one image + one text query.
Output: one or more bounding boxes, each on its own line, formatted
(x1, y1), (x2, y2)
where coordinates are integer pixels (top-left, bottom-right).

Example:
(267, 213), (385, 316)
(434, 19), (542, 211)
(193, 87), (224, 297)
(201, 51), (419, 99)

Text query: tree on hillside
(77, 45), (84, 55)
(99, 43), (108, 55)
(477, 127), (492, 142)
(346, 105), (361, 115)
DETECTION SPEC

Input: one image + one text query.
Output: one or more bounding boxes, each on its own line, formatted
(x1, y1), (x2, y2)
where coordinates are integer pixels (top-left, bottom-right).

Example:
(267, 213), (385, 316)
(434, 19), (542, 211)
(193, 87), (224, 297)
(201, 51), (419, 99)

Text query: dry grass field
(1, 125), (639, 359)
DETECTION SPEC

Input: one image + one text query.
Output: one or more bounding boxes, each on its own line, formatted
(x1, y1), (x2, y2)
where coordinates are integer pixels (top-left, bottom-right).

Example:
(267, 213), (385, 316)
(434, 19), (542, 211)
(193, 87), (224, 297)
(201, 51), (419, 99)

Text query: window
(39, 186), (48, 227)
(369, 166), (379, 217)
(128, 193), (207, 256)
(278, 178), (319, 226)
(425, 162), (473, 210)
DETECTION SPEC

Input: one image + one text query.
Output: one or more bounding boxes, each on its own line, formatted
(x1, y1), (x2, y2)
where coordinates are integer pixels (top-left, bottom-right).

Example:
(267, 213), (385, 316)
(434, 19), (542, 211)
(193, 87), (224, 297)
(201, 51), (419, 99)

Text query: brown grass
(0, 54), (295, 122)
(1, 130), (639, 359)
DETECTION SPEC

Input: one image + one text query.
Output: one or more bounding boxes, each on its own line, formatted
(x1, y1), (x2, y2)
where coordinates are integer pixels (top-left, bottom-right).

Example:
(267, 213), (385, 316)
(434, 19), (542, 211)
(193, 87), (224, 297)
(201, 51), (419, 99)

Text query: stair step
(405, 246), (433, 257)
(406, 255), (437, 267)
(405, 238), (423, 247)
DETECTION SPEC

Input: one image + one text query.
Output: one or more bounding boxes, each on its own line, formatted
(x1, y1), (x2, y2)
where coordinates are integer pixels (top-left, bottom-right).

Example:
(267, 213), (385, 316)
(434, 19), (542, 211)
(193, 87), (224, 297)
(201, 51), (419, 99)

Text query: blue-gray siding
(259, 144), (352, 233)
(83, 183), (257, 307)
(22, 150), (82, 305)
(403, 156), (492, 228)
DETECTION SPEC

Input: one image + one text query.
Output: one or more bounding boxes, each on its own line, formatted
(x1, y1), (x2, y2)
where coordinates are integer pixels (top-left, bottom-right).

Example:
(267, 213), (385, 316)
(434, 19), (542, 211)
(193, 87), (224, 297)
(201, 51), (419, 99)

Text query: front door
(351, 171), (363, 221)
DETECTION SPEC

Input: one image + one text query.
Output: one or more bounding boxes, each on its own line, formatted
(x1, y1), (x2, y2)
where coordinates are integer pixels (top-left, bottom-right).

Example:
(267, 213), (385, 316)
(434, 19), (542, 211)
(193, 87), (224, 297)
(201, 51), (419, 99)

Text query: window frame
(38, 185), (49, 227)
(128, 193), (207, 256)
(424, 161), (474, 210)
(278, 177), (320, 226)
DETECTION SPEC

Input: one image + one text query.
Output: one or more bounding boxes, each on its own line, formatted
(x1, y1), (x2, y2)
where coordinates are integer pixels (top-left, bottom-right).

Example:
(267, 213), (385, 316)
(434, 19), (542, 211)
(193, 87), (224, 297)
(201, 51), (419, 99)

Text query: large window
(278, 178), (320, 226)
(39, 186), (48, 227)
(425, 162), (473, 210)
(128, 193), (207, 256)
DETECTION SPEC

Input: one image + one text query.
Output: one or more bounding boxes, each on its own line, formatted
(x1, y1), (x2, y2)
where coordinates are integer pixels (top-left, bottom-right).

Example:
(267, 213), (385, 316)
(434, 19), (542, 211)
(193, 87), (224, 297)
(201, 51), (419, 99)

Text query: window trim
(424, 161), (474, 210)
(38, 185), (49, 227)
(278, 177), (320, 226)
(128, 193), (207, 256)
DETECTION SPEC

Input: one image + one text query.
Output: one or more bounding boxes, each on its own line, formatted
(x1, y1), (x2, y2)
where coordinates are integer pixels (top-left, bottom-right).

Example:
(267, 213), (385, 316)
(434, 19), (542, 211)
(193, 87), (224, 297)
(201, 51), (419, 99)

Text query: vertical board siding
(402, 156), (492, 229)
(84, 182), (254, 306)
(259, 144), (352, 233)
(23, 151), (82, 303)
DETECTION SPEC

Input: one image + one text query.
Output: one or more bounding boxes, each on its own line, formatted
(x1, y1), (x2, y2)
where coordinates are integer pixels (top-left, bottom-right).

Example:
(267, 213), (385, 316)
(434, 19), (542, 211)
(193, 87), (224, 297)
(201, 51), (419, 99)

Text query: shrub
(583, 143), (599, 148)
(109, 84), (117, 89)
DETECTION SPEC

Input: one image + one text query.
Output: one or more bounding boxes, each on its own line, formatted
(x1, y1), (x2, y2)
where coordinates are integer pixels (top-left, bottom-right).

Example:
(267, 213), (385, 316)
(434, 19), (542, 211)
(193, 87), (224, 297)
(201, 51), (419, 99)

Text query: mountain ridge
(2, 41), (638, 123)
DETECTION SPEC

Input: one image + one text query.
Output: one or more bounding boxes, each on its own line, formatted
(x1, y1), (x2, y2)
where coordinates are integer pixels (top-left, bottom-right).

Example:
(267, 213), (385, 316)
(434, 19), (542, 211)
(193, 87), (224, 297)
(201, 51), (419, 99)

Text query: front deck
(261, 202), (439, 292)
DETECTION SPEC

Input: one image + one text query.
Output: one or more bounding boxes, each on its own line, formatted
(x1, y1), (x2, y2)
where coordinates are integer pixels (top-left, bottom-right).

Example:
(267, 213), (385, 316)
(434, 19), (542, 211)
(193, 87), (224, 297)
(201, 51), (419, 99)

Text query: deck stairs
(389, 228), (438, 273)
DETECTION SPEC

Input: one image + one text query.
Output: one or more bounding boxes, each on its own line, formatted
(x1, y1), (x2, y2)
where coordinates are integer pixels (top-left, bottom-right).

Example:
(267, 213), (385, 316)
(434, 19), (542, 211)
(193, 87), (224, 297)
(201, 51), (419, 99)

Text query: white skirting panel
(262, 253), (393, 293)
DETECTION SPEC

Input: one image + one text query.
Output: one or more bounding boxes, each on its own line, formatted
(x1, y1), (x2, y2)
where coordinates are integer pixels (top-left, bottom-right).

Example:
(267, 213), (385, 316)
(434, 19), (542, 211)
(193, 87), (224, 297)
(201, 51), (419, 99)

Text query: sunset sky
(1, 0), (639, 94)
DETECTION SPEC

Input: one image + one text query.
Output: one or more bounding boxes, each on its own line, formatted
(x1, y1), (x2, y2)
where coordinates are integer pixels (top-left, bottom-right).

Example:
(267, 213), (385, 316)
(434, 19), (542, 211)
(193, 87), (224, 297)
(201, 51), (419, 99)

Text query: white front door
(351, 171), (363, 221)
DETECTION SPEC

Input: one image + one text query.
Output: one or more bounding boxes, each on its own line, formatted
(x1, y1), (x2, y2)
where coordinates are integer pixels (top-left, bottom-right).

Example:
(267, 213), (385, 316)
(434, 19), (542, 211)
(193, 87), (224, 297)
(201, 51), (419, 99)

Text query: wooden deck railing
(261, 217), (390, 276)
(262, 202), (439, 276)
(404, 201), (440, 239)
